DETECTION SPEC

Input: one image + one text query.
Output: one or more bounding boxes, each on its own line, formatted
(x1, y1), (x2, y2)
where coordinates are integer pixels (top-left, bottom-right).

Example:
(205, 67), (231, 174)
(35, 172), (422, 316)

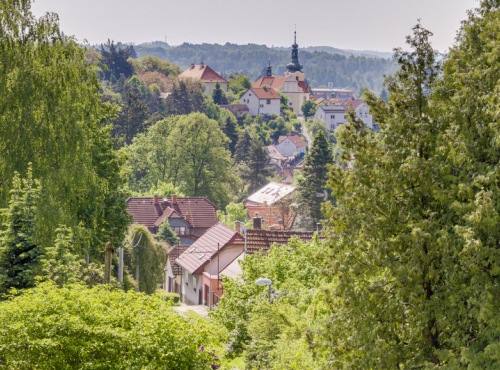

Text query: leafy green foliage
(228, 74), (252, 97)
(169, 113), (235, 208)
(233, 129), (253, 165)
(125, 225), (167, 294)
(111, 90), (150, 146)
(319, 13), (500, 367)
(0, 0), (130, 257)
(211, 236), (327, 368)
(217, 202), (248, 228)
(125, 116), (180, 192)
(125, 113), (234, 208)
(157, 221), (179, 246)
(0, 168), (41, 294)
(129, 55), (180, 76)
(242, 138), (274, 194)
(0, 281), (227, 369)
(99, 39), (134, 79)
(219, 109), (239, 155)
(166, 79), (206, 116)
(301, 99), (318, 119)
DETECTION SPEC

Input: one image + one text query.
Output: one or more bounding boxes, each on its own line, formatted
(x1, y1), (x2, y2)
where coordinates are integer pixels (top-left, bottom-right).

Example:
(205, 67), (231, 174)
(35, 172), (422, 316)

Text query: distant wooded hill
(133, 42), (397, 95)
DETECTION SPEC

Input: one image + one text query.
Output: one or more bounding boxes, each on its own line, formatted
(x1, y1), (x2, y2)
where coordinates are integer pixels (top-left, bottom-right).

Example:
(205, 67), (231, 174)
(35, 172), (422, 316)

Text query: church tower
(266, 58), (272, 77)
(286, 30), (303, 73)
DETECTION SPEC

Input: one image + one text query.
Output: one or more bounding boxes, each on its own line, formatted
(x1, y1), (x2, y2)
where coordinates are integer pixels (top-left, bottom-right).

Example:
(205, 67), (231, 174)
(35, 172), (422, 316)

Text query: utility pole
(118, 247), (123, 282)
(104, 242), (114, 284)
(136, 253), (140, 292)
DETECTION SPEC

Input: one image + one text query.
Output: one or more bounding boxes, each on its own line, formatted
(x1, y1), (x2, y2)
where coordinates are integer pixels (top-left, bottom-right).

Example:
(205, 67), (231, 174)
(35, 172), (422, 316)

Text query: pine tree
(212, 81), (228, 105)
(296, 130), (332, 228)
(157, 221), (179, 246)
(0, 167), (42, 294)
(221, 113), (239, 156)
(111, 90), (149, 146)
(243, 138), (274, 193)
(233, 130), (252, 164)
(99, 39), (134, 79)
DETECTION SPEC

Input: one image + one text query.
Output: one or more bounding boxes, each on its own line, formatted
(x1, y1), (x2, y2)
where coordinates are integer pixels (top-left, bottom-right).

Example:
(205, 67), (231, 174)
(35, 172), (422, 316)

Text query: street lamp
(255, 278), (272, 302)
(255, 278), (272, 368)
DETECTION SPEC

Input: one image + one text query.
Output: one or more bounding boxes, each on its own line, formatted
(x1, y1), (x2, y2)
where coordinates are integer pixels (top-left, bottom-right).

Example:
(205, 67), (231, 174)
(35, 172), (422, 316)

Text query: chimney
(185, 213), (190, 223)
(191, 63), (195, 69)
(234, 220), (241, 234)
(253, 213), (262, 230)
(153, 194), (159, 205)
(172, 194), (177, 205)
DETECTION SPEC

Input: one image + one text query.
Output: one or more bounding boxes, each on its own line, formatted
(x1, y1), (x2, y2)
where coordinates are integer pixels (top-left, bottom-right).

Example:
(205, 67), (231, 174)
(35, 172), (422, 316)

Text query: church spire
(287, 27), (303, 73)
(266, 58), (272, 76)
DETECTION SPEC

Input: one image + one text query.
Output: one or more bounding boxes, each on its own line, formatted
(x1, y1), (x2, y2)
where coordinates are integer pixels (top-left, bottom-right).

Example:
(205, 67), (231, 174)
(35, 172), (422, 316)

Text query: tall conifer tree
(0, 168), (41, 293)
(296, 131), (333, 228)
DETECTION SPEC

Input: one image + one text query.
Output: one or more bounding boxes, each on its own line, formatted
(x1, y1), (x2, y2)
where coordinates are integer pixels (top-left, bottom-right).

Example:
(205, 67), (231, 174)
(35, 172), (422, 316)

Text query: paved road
(300, 115), (312, 148)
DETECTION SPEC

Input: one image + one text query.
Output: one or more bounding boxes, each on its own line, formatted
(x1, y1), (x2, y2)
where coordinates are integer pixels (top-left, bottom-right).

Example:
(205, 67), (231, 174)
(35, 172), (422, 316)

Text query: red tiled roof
(175, 223), (245, 275)
(247, 206), (296, 230)
(297, 81), (309, 93)
(249, 87), (280, 100)
(179, 64), (228, 84)
(245, 229), (324, 255)
(253, 76), (286, 90)
(338, 99), (364, 111)
(126, 197), (217, 230)
(278, 134), (307, 148)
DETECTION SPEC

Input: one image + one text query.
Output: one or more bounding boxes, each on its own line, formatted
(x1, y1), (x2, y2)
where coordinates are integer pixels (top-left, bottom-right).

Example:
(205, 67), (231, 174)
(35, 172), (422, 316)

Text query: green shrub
(0, 281), (227, 369)
(156, 289), (180, 305)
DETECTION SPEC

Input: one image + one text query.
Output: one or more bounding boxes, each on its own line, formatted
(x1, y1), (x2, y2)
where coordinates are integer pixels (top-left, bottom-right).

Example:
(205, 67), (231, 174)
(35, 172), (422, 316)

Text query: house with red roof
(240, 87), (280, 118)
(179, 63), (228, 95)
(174, 222), (245, 305)
(276, 134), (307, 157)
(126, 194), (218, 245)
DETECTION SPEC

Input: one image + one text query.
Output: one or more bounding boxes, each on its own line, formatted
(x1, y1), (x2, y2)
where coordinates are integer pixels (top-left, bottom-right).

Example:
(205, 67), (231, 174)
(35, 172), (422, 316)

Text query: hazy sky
(31, 0), (478, 52)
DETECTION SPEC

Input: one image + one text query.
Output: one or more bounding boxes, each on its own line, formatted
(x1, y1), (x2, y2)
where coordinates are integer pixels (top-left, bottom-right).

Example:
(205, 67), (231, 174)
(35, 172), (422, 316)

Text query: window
(249, 93), (252, 96)
(184, 270), (189, 286)
(172, 226), (186, 236)
(331, 115), (335, 119)
(260, 104), (264, 108)
(266, 99), (271, 105)
(193, 276), (198, 291)
(344, 115), (347, 119)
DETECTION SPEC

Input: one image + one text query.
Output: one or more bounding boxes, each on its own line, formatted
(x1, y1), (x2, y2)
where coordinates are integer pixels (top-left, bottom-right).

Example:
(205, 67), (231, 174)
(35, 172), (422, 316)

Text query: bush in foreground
(0, 281), (226, 369)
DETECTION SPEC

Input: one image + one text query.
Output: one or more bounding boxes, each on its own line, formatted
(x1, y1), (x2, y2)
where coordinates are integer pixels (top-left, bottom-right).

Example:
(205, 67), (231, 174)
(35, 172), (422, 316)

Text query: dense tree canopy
(133, 42), (397, 93)
(126, 113), (235, 208)
(0, 281), (227, 369)
(99, 39), (134, 79)
(321, 8), (500, 367)
(0, 0), (130, 258)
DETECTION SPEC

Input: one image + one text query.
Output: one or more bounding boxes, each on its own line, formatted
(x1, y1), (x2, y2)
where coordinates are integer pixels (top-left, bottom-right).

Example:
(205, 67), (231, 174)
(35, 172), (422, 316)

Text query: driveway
(300, 115), (312, 148)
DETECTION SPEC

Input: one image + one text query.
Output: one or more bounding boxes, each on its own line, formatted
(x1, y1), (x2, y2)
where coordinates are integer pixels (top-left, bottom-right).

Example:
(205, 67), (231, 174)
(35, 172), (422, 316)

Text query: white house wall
(180, 243), (244, 305)
(276, 138), (303, 156)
